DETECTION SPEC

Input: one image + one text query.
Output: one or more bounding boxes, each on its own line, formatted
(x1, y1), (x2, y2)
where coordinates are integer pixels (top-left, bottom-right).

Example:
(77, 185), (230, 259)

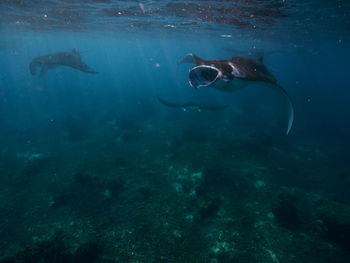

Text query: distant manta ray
(157, 96), (229, 112)
(180, 53), (294, 134)
(29, 49), (98, 77)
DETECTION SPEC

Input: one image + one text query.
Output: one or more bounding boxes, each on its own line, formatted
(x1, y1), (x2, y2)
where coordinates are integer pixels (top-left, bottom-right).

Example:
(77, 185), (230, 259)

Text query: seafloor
(0, 108), (350, 263)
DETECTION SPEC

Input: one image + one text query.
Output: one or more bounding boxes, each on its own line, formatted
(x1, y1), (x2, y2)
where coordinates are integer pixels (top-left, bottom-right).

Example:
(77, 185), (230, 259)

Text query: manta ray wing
(201, 104), (230, 111)
(157, 96), (182, 108)
(39, 64), (49, 77)
(179, 53), (204, 65)
(30, 50), (99, 76)
(29, 58), (42, 75)
(157, 96), (229, 112)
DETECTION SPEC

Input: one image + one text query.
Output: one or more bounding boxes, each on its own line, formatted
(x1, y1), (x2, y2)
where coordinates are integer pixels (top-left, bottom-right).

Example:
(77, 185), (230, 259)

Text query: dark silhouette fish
(180, 53), (294, 134)
(29, 49), (98, 77)
(157, 96), (229, 112)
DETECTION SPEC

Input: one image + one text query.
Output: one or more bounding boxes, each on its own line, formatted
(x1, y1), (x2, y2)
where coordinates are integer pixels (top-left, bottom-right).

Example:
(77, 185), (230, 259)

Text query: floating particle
(164, 24), (176, 28)
(139, 2), (146, 14)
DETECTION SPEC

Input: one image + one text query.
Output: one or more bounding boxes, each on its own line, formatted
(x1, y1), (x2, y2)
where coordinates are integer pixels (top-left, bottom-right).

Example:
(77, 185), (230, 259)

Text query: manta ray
(180, 53), (294, 134)
(157, 96), (229, 112)
(29, 49), (98, 77)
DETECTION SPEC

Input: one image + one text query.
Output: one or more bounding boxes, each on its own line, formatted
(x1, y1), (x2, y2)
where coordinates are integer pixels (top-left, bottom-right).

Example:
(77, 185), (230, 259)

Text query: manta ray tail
(274, 85), (294, 135)
(81, 68), (99, 74)
(179, 53), (204, 65)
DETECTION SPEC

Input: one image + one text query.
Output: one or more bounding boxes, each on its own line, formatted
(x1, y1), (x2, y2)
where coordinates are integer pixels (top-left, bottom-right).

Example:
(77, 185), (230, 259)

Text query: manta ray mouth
(189, 65), (221, 89)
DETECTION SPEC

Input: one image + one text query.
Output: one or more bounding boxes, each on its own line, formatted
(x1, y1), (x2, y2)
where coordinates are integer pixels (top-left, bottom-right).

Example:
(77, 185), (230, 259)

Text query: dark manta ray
(29, 49), (98, 77)
(157, 96), (229, 112)
(180, 53), (294, 134)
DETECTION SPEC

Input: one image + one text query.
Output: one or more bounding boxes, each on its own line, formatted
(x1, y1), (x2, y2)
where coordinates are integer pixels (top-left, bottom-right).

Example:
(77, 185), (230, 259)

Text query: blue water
(1, 1), (350, 262)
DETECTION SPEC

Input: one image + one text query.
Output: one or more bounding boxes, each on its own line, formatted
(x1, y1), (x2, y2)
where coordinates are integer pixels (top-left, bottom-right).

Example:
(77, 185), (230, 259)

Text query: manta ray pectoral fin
(157, 96), (182, 108)
(83, 68), (99, 74)
(77, 62), (98, 74)
(202, 104), (230, 111)
(273, 84), (294, 135)
(179, 53), (203, 65)
(39, 64), (49, 77)
(29, 60), (40, 75)
(72, 48), (83, 60)
(72, 48), (79, 55)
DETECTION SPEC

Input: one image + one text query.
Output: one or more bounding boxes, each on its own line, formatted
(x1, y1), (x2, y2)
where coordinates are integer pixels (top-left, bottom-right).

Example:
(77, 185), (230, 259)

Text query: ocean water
(0, 1), (350, 262)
